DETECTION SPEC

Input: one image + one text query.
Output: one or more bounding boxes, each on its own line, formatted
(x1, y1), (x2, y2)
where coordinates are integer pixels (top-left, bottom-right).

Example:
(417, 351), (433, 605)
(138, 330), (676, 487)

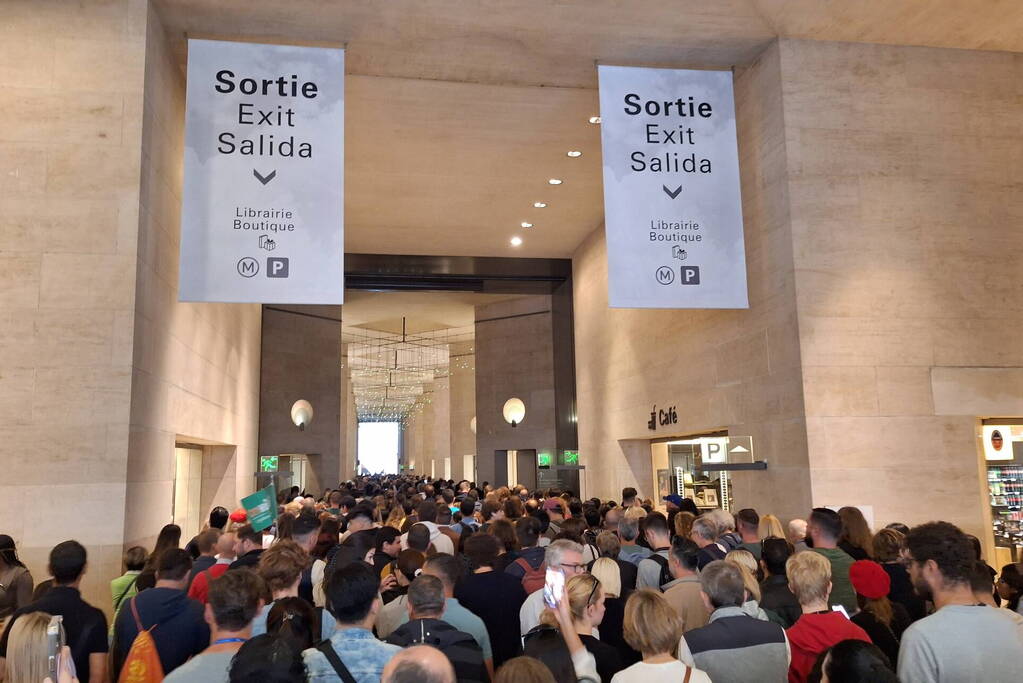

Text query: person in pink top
(785, 551), (870, 683)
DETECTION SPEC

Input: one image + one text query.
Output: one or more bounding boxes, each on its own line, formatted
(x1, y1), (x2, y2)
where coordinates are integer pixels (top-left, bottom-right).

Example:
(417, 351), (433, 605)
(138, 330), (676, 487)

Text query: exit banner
(179, 39), (344, 304)
(598, 66), (748, 309)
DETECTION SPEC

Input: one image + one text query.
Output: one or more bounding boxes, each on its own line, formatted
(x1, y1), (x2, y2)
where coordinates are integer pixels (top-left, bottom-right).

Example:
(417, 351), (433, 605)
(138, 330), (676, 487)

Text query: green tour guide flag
(241, 484), (277, 532)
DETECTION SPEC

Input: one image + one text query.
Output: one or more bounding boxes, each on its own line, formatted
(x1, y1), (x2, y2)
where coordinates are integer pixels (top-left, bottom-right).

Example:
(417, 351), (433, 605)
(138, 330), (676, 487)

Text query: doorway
(651, 433), (733, 512)
(173, 445), (203, 536)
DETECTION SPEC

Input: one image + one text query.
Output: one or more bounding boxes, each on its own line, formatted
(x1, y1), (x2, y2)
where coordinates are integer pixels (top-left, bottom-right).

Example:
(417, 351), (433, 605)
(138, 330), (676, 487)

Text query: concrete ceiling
(155, 0), (1023, 258)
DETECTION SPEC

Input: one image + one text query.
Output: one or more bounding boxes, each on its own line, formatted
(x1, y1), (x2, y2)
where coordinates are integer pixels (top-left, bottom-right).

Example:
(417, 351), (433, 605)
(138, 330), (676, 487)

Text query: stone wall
(0, 0), (148, 611)
(573, 41), (811, 520)
(125, 5), (262, 551)
(782, 39), (1023, 538)
(575, 38), (1023, 542)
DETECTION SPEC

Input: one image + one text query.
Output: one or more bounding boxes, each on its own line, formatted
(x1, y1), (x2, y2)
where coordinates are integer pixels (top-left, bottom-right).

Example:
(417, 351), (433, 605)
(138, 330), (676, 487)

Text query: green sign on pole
(241, 484), (277, 532)
(563, 450), (579, 465)
(537, 452), (552, 468)
(260, 455), (279, 472)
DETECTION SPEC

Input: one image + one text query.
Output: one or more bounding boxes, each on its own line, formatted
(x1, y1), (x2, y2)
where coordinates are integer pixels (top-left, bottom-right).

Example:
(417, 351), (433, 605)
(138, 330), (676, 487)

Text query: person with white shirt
(519, 540), (587, 636)
(610, 588), (711, 683)
(400, 501), (454, 555)
(897, 522), (1023, 683)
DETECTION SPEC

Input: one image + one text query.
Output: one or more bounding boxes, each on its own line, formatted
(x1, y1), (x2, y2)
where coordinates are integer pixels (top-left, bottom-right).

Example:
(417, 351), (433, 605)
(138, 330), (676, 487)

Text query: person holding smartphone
(3, 612), (78, 683)
(0, 542), (107, 683)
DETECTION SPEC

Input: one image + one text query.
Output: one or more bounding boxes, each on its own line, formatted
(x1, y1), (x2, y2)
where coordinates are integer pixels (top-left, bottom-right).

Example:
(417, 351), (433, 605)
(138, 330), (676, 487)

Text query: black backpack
(648, 553), (672, 589)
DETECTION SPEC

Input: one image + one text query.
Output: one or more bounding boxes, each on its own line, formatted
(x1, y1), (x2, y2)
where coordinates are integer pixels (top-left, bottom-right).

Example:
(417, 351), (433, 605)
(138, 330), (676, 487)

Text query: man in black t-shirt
(0, 540), (108, 683)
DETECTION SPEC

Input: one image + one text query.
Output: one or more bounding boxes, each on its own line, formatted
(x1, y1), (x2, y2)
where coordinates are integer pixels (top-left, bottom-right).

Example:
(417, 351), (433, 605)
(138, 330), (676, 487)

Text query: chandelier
(343, 318), (474, 425)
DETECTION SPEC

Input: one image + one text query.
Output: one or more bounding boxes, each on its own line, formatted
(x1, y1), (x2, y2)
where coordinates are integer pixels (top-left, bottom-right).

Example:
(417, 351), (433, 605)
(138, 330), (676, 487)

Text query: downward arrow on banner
(663, 184), (682, 199)
(253, 169), (277, 185)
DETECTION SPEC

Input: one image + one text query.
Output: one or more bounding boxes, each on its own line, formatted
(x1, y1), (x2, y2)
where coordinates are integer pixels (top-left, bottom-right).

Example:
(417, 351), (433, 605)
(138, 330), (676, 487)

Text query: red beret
(849, 559), (890, 600)
(229, 508), (248, 523)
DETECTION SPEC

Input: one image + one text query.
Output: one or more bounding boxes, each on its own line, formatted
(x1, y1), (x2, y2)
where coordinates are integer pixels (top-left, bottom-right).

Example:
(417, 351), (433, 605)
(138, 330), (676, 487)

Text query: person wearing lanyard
(163, 570), (265, 682)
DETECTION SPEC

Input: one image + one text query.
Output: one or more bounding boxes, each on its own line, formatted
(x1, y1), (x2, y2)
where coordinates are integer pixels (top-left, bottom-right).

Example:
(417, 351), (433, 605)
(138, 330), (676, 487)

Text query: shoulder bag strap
(129, 595), (146, 632)
(315, 639), (357, 683)
(114, 575), (139, 613)
(683, 664), (692, 683)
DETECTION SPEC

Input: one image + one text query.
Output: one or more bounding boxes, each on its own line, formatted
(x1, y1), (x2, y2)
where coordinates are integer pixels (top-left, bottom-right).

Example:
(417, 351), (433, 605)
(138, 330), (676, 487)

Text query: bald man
(187, 532), (236, 604)
(382, 645), (456, 683)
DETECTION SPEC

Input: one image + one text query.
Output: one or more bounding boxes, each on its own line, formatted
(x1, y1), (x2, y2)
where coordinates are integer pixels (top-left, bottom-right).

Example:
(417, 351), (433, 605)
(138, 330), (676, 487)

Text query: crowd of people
(1, 475), (1022, 682)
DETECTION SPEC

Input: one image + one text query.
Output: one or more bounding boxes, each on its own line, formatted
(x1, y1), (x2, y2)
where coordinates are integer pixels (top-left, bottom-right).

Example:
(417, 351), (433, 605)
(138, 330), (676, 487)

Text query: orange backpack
(118, 596), (164, 683)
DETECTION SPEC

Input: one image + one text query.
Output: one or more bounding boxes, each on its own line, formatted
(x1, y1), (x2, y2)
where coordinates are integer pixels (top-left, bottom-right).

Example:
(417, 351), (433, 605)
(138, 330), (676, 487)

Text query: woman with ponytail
(848, 559), (911, 666)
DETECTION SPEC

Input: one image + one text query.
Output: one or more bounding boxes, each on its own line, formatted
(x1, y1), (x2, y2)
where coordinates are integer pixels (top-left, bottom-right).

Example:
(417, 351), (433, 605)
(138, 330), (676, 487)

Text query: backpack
(118, 596), (164, 683)
(648, 553), (672, 590)
(514, 556), (547, 594)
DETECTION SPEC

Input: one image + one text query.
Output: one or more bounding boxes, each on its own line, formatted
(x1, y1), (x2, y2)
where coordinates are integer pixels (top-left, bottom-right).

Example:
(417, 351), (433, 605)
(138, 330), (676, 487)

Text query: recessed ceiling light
(510, 236), (523, 246)
(588, 116), (601, 124)
(521, 222), (533, 228)
(534, 202), (547, 208)
(567, 150), (582, 158)
(548, 178), (563, 185)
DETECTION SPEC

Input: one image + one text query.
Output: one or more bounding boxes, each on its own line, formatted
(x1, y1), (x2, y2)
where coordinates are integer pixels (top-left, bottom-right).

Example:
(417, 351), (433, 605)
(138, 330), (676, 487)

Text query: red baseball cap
(849, 559), (890, 600)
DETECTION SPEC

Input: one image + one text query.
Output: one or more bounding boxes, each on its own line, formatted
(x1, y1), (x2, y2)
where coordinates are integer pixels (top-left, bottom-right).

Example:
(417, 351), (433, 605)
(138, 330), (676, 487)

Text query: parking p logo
(267, 257), (289, 278)
(680, 266), (700, 285)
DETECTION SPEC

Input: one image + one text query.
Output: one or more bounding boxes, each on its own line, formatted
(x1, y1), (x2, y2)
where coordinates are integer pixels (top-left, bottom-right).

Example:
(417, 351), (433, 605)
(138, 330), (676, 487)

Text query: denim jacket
(303, 627), (401, 682)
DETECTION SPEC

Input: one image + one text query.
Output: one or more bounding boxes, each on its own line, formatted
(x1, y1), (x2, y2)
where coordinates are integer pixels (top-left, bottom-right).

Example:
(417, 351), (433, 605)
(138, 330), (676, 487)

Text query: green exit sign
(563, 450), (579, 465)
(260, 455), (279, 472)
(537, 452), (552, 467)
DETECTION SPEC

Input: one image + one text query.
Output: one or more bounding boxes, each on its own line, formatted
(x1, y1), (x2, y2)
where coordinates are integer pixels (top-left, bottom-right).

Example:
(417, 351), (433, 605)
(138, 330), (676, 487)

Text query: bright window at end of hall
(357, 422), (400, 474)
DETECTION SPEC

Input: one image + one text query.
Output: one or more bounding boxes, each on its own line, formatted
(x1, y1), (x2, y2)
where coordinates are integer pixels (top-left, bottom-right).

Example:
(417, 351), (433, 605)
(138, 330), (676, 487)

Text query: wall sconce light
(291, 400), (314, 431)
(503, 398), (525, 428)
(470, 416), (477, 434)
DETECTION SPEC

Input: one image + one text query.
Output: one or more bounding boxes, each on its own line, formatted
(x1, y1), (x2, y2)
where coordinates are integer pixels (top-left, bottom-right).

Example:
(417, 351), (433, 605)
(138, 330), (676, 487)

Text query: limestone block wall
(781, 39), (1023, 537)
(125, 5), (261, 549)
(573, 41), (812, 520)
(0, 0), (148, 612)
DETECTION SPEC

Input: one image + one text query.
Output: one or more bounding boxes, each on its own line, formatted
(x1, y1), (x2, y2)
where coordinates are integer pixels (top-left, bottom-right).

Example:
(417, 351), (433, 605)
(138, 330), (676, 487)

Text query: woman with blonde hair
(725, 549), (768, 620)
(589, 557), (637, 666)
(590, 557), (622, 598)
(6, 612), (78, 683)
(759, 514), (785, 539)
(384, 504), (405, 531)
(538, 573), (623, 682)
(611, 589), (710, 683)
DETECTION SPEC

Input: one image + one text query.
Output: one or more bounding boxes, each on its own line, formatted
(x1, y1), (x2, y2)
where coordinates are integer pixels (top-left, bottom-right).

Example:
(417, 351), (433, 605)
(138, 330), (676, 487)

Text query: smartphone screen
(832, 605), (850, 619)
(46, 615), (64, 681)
(543, 567), (565, 608)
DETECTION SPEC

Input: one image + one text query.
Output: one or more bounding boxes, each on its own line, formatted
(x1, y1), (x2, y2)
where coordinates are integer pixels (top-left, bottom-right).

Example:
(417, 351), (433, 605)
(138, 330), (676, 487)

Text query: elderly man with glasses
(518, 539), (586, 636)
